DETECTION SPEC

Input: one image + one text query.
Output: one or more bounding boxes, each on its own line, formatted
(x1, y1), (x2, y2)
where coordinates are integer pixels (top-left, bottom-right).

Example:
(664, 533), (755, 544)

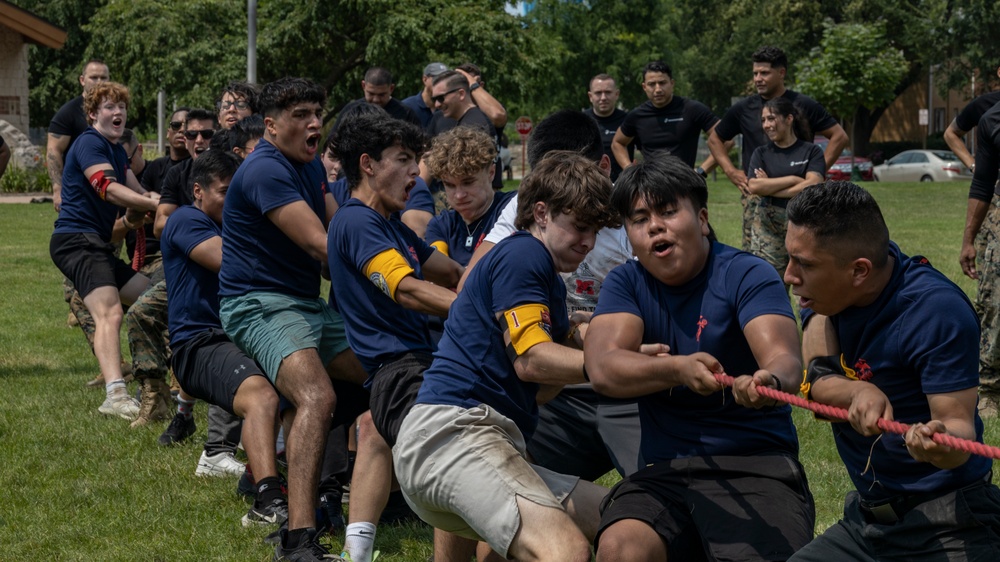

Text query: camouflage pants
(976, 195), (1000, 398)
(741, 192), (756, 251)
(126, 272), (170, 383)
(747, 196), (790, 280)
(65, 276), (96, 352)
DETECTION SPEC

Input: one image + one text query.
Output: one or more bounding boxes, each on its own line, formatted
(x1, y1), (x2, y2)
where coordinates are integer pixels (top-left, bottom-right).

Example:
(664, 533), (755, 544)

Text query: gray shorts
(219, 291), (350, 383)
(393, 403), (580, 558)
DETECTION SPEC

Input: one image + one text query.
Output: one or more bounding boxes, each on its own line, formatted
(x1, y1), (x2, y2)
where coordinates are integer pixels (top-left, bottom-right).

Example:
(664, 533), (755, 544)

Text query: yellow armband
(502, 303), (553, 356)
(364, 248), (415, 302)
(430, 240), (449, 257)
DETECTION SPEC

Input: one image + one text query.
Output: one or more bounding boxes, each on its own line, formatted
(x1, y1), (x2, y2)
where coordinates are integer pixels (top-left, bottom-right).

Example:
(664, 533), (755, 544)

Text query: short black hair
(81, 58), (107, 74)
(209, 128), (231, 151)
(786, 182), (889, 268)
(612, 156), (715, 241)
(231, 114), (264, 151)
(752, 46), (788, 69)
(431, 70), (470, 91)
(185, 108), (218, 127)
(364, 67), (393, 86)
(170, 106), (191, 120)
(218, 80), (261, 114)
(326, 102), (387, 152)
(332, 112), (427, 191)
(642, 61), (672, 81)
(258, 77), (327, 119)
(192, 148), (240, 190)
(455, 63), (482, 77)
(589, 73), (616, 89)
(527, 110), (603, 167)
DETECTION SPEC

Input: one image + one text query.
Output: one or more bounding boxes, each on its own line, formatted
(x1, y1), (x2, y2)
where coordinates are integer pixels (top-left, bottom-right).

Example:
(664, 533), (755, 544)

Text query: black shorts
(50, 232), (138, 298)
(171, 328), (269, 415)
(597, 454), (815, 561)
(370, 351), (433, 447)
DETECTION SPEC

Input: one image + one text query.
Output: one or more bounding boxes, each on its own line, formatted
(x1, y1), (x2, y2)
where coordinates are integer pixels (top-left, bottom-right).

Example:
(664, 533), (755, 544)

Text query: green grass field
(0, 179), (995, 560)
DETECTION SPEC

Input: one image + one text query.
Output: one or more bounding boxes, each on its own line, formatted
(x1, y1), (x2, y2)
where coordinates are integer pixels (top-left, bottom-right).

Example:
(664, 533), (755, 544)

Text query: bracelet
(695, 166), (707, 179)
(771, 375), (782, 392)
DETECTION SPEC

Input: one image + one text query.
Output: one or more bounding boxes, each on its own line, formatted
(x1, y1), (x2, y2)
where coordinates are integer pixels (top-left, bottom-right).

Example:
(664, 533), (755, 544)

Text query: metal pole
(157, 89), (165, 154)
(247, 0), (257, 84)
(926, 65), (932, 149)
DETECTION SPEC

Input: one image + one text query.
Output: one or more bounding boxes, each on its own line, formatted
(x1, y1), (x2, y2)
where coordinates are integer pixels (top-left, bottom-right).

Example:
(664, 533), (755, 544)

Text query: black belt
(860, 472), (992, 525)
(761, 196), (789, 209)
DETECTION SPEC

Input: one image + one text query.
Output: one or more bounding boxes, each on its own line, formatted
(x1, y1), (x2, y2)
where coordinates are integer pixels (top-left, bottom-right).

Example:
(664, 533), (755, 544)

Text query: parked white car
(873, 150), (972, 182)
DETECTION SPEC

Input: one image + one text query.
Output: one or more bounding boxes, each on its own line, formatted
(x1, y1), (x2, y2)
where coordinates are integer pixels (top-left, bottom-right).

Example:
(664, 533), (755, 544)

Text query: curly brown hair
(84, 82), (130, 124)
(515, 151), (617, 231)
(423, 126), (497, 180)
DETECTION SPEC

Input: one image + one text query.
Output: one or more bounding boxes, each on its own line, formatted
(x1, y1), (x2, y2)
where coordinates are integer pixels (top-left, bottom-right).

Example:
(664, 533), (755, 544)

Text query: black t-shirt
(48, 96), (89, 146)
(970, 101), (1000, 202)
(715, 90), (839, 174)
(334, 98), (422, 132)
(619, 97), (718, 168)
(956, 91), (1000, 132)
(748, 139), (826, 190)
(142, 155), (189, 195)
(160, 158), (196, 207)
(429, 106), (504, 189)
(585, 107), (632, 181)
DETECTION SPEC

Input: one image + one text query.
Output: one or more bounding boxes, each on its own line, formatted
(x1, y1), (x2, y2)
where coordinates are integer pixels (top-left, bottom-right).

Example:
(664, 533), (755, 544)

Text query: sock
(285, 526), (314, 549)
(177, 396), (195, 419)
(255, 476), (284, 507)
(105, 379), (126, 398)
(343, 522), (377, 562)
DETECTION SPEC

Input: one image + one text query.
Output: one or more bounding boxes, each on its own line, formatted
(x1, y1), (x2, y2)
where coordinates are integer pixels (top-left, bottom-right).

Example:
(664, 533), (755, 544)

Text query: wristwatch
(695, 166), (707, 178)
(469, 82), (481, 92)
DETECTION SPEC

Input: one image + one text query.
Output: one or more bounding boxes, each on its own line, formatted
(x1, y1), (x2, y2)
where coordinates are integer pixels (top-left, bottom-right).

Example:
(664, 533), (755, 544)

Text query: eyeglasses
(168, 121), (183, 130)
(218, 100), (250, 111)
(183, 129), (215, 140)
(431, 88), (464, 104)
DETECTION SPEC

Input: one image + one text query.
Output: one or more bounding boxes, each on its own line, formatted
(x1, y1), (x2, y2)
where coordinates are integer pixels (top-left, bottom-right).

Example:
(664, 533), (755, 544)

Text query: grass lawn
(0, 179), (995, 560)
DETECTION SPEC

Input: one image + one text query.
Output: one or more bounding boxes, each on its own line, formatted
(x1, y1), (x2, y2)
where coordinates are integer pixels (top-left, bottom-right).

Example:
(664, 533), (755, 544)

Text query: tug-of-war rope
(713, 373), (1000, 461)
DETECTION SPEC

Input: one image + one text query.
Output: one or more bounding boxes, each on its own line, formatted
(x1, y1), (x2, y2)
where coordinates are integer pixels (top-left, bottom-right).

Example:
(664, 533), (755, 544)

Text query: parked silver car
(873, 150), (972, 182)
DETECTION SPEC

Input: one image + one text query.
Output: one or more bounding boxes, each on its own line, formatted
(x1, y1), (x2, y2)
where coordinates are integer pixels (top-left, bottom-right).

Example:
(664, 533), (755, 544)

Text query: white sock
(343, 521), (377, 562)
(105, 379), (126, 399)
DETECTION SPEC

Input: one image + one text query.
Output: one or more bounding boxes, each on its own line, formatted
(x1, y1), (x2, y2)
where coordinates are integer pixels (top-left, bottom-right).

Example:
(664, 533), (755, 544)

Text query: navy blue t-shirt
(815, 243), (990, 501)
(714, 90), (839, 173)
(327, 199), (437, 378)
(53, 127), (130, 242)
(425, 191), (515, 266)
(748, 139), (826, 187)
(416, 232), (569, 439)
(619, 97), (718, 167)
(219, 139), (329, 299)
(593, 243), (799, 464)
(161, 205), (222, 348)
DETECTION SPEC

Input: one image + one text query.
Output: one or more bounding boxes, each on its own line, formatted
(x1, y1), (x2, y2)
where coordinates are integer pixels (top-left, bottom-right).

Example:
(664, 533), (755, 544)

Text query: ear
(599, 154), (612, 177)
(698, 207), (710, 236)
(533, 201), (548, 227)
(360, 153), (375, 177)
(264, 116), (276, 137)
(850, 258), (873, 287)
(192, 182), (204, 201)
(488, 163), (496, 178)
(79, 74), (86, 88)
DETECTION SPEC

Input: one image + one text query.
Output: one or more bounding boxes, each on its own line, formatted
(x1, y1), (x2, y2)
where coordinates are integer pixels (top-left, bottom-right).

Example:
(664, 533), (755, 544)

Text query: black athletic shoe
(317, 491), (346, 537)
(243, 497), (289, 527)
(273, 527), (344, 561)
(158, 413), (195, 446)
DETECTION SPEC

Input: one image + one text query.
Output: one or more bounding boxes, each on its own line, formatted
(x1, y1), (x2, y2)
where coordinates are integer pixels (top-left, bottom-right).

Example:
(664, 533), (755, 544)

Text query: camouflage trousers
(741, 192), (755, 251)
(975, 195), (1000, 399)
(126, 265), (170, 383)
(747, 195), (790, 280)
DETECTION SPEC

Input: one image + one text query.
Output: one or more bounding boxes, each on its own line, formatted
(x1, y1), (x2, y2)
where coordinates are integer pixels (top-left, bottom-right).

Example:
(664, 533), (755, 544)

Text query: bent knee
(596, 520), (663, 562)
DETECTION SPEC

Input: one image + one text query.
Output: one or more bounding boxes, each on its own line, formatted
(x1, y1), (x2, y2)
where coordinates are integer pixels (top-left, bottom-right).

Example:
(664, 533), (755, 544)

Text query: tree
(796, 21), (907, 156)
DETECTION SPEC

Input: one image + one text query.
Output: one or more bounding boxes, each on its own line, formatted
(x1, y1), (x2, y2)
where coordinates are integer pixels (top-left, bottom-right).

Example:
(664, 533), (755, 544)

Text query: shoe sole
(195, 463), (245, 477)
(241, 511), (285, 527)
(98, 404), (140, 421)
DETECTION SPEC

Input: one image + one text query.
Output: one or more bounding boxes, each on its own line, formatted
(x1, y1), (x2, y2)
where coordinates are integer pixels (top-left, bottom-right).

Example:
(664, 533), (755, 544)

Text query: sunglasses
(218, 100), (251, 111)
(169, 121), (183, 130)
(183, 129), (215, 140)
(431, 87), (464, 104)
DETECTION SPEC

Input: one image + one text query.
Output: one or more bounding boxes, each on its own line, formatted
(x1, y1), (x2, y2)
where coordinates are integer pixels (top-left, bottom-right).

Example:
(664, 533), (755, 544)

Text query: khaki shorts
(393, 403), (580, 557)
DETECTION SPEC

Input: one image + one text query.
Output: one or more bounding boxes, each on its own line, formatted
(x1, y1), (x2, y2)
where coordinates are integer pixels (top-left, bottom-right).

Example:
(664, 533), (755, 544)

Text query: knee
(596, 525), (652, 562)
(356, 412), (387, 450)
(237, 378), (279, 420)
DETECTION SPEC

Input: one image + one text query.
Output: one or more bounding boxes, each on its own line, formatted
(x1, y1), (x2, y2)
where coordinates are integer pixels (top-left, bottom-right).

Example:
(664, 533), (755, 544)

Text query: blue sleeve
(731, 254), (795, 328)
(176, 211), (220, 257)
(330, 178), (350, 207)
(246, 161), (303, 215)
(592, 265), (641, 318)
(404, 177), (435, 215)
(76, 133), (113, 171)
(425, 214), (447, 246)
(339, 207), (399, 272)
(902, 290), (981, 395)
(491, 240), (557, 314)
(402, 223), (436, 264)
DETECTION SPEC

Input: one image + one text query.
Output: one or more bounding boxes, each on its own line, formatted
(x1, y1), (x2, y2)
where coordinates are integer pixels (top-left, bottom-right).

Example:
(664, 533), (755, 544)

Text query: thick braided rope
(713, 373), (1000, 460)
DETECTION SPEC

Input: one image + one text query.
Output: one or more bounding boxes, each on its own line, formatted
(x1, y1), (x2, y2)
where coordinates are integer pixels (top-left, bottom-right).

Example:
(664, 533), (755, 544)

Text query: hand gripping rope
(713, 373), (1000, 461)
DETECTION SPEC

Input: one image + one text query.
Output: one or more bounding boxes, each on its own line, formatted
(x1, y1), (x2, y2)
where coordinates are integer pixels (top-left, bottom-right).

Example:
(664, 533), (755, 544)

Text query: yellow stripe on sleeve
(363, 248), (415, 302)
(430, 240), (450, 257)
(503, 303), (553, 355)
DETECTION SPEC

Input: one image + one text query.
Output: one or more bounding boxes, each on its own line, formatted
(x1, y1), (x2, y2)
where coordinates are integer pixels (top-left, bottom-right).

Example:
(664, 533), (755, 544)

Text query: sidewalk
(0, 192), (50, 204)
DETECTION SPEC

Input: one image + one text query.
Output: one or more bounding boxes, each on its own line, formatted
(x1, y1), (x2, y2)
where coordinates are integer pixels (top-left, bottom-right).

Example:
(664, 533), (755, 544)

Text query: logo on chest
(696, 315), (708, 342)
(842, 356), (874, 381)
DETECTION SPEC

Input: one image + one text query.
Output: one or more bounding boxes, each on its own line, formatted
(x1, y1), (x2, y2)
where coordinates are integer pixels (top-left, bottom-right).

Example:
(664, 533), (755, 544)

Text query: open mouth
(653, 241), (673, 256)
(796, 295), (813, 309)
(195, 147), (207, 154)
(306, 134), (320, 151)
(404, 180), (415, 199)
(112, 117), (123, 127)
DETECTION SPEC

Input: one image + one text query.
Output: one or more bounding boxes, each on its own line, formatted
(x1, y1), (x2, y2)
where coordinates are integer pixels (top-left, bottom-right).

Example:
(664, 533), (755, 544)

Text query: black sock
(255, 476), (284, 507)
(285, 527), (313, 548)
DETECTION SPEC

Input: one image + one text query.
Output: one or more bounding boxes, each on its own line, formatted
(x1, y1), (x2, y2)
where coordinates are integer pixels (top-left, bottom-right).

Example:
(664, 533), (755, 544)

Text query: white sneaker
(98, 393), (140, 420)
(195, 451), (246, 477)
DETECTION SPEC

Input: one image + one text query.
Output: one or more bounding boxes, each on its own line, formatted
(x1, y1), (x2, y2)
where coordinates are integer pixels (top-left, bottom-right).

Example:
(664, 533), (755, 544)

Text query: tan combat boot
(131, 378), (173, 427)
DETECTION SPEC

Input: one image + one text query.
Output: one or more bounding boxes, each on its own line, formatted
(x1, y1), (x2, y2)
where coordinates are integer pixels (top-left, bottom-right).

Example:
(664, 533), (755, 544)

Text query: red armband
(88, 170), (115, 200)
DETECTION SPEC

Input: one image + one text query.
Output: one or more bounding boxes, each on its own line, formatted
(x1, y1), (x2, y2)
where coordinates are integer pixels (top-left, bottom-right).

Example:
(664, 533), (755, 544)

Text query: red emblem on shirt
(408, 245), (419, 263)
(575, 279), (596, 296)
(854, 358), (873, 381)
(696, 316), (708, 342)
(541, 309), (551, 327)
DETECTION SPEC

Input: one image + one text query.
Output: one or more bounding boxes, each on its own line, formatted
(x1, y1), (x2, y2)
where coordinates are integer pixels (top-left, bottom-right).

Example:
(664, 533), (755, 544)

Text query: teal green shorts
(220, 292), (350, 384)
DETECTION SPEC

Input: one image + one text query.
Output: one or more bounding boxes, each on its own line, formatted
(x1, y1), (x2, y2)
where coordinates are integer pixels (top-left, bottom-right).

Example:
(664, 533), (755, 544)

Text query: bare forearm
(588, 350), (687, 398)
(105, 184), (157, 212)
(747, 176), (802, 196)
(515, 342), (584, 386)
(963, 198), (990, 246)
(611, 141), (632, 170)
(396, 279), (455, 317)
(944, 124), (973, 169)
